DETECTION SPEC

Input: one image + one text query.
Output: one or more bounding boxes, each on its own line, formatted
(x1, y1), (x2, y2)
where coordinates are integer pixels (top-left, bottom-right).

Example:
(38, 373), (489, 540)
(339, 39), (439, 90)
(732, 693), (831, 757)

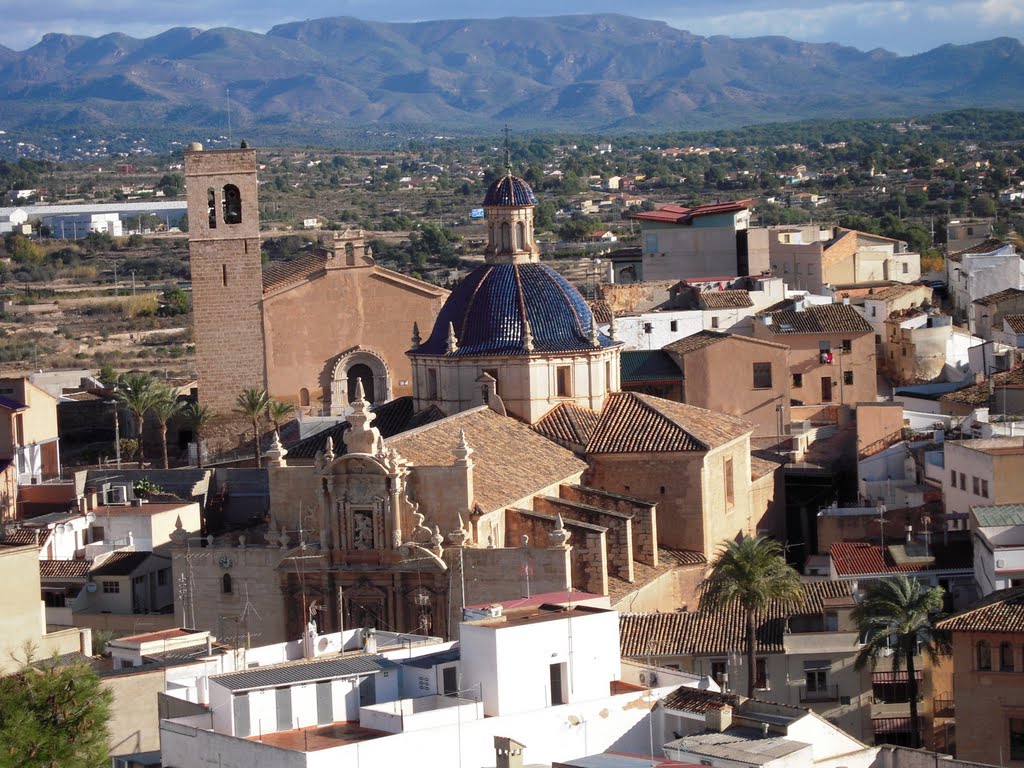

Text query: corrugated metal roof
(973, 504), (1024, 527)
(621, 351), (681, 383)
(210, 654), (399, 691)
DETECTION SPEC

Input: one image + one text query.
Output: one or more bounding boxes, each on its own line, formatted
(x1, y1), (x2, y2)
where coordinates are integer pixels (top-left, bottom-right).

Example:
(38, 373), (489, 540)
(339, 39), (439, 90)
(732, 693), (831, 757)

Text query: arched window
(222, 573), (233, 594)
(978, 640), (992, 670)
(500, 222), (511, 250)
(222, 184), (242, 224)
(516, 221), (526, 251)
(207, 188), (217, 229)
(299, 388), (310, 408)
(348, 364), (375, 404)
(1001, 641), (1015, 671)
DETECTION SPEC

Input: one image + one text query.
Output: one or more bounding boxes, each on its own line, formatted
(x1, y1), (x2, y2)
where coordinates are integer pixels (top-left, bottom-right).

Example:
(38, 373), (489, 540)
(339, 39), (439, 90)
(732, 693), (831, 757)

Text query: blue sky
(3, 0), (1022, 55)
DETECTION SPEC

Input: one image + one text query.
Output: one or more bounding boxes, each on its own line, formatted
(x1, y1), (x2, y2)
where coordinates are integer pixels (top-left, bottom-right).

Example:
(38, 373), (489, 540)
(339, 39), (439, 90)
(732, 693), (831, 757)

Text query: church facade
(185, 143), (448, 416)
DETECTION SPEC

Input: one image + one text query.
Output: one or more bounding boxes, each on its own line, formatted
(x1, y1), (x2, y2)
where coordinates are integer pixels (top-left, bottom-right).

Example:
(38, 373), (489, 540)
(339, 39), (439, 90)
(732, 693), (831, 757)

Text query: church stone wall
(559, 485), (659, 567)
(267, 465), (320, 531)
(534, 495), (634, 582)
(262, 268), (446, 408)
(505, 510), (608, 596)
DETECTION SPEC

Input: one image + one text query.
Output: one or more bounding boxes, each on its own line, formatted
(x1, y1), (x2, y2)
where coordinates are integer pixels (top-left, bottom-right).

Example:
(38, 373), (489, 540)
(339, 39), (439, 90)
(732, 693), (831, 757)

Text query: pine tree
(0, 658), (113, 767)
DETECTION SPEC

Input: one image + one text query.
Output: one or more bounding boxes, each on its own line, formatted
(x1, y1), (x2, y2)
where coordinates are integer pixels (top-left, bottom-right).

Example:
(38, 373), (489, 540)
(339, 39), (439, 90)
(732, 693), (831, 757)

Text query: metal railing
(799, 683), (839, 703)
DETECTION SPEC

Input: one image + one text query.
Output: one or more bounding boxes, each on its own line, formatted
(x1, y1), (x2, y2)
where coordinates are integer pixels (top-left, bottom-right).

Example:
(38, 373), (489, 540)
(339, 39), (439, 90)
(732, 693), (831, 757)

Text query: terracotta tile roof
(589, 299), (613, 324)
(937, 587), (1024, 633)
(630, 200), (753, 225)
(940, 364), (1024, 405)
(532, 402), (600, 447)
(608, 547), (707, 605)
(662, 687), (740, 713)
(587, 392), (752, 454)
(947, 237), (1010, 262)
(700, 290), (753, 310)
(1005, 315), (1024, 334)
(760, 303), (872, 335)
(750, 450), (787, 481)
(866, 284), (927, 303)
(261, 252), (329, 294)
(621, 350), (682, 383)
(659, 548), (708, 566)
(387, 407), (587, 514)
(0, 527), (42, 546)
(663, 330), (729, 355)
(40, 559), (91, 580)
(619, 580), (854, 656)
(974, 287), (1024, 306)
(829, 540), (972, 577)
(90, 551), (155, 577)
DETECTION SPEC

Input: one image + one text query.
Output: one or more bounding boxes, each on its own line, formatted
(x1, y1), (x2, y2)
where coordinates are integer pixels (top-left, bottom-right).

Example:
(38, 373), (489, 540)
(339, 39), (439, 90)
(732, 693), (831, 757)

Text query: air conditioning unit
(105, 484), (128, 505)
(639, 671), (658, 686)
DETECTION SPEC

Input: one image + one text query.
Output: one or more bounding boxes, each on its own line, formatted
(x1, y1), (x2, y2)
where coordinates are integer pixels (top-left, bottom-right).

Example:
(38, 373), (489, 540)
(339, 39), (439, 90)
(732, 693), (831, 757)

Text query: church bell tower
(185, 142), (267, 412)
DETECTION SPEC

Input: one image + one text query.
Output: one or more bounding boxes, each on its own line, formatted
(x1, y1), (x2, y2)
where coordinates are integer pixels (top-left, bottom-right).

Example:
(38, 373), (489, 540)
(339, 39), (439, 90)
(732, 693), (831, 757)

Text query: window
(805, 660), (830, 693)
(754, 658), (768, 690)
(982, 479), (989, 498)
(807, 263), (815, 275)
(222, 184), (242, 224)
(102, 581), (119, 594)
(753, 362), (772, 389)
(724, 457), (735, 507)
(556, 366), (572, 397)
(299, 388), (310, 407)
(950, 469), (956, 486)
(875, 334), (882, 344)
(427, 368), (438, 399)
(960, 472), (967, 491)
(783, 264), (790, 273)
(796, 264), (803, 274)
(222, 574), (233, 594)
(670, 320), (678, 332)
(1001, 642), (1015, 671)
(902, 262), (909, 274)
(516, 221), (526, 250)
(221, 264), (228, 287)
(978, 640), (992, 670)
(157, 568), (168, 586)
(844, 370), (854, 386)
(711, 660), (727, 687)
(711, 316), (720, 329)
(500, 222), (511, 250)
(207, 188), (217, 228)
(973, 476), (980, 495)
(1011, 717), (1024, 760)
(871, 306), (877, 317)
(645, 234), (658, 253)
(841, 339), (852, 352)
(792, 373), (803, 388)
(605, 361), (612, 393)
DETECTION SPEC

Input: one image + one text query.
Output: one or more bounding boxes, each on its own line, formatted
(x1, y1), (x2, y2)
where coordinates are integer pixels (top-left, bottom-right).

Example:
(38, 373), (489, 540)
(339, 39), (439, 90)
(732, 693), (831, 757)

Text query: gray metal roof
(401, 647), (461, 670)
(973, 504), (1024, 527)
(666, 728), (811, 765)
(210, 654), (399, 692)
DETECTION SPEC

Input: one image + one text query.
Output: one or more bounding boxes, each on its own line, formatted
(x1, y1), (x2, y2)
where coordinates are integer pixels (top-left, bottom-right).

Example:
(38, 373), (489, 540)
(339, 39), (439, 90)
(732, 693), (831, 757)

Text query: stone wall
(534, 495), (634, 582)
(506, 509), (608, 596)
(559, 485), (659, 567)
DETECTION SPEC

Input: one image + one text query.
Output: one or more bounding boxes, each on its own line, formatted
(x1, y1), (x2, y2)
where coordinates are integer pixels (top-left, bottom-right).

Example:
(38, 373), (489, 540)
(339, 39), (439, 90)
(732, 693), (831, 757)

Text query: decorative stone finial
(169, 515), (188, 547)
(344, 380), (383, 455)
(590, 319), (600, 347)
(609, 311), (617, 341)
(324, 436), (335, 462)
(431, 525), (444, 555)
(446, 322), (459, 354)
(521, 534), (529, 547)
(522, 319), (535, 353)
(549, 513), (571, 548)
(447, 511), (469, 547)
(265, 430), (288, 467)
(411, 321), (422, 349)
(265, 519), (281, 547)
(453, 429), (473, 467)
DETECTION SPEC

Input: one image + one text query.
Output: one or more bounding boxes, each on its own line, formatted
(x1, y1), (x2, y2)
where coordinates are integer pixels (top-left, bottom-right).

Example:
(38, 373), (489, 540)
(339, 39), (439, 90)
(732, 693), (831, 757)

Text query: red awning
(873, 670), (923, 683)
(874, 717), (912, 734)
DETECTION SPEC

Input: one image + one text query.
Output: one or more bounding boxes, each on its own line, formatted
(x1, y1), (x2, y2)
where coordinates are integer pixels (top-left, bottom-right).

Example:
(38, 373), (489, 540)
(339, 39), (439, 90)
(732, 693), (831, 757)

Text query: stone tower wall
(185, 147), (267, 414)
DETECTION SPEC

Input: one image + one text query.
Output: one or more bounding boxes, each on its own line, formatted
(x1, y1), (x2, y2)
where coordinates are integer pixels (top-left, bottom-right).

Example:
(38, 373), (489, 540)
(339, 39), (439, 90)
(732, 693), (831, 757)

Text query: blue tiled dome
(483, 174), (538, 207)
(413, 263), (616, 357)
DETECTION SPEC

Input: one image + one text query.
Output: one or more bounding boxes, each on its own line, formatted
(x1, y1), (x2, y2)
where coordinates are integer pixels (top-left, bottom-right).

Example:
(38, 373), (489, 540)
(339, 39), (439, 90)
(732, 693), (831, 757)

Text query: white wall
(614, 311), (703, 350)
(943, 442), (994, 517)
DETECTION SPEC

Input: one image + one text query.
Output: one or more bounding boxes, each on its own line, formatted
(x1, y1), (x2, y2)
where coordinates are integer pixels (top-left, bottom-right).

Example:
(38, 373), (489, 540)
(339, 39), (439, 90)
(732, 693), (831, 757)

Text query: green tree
(699, 535), (803, 696)
(235, 387), (270, 468)
(181, 402), (214, 469)
(150, 384), (183, 469)
(851, 575), (950, 749)
(0, 657), (113, 767)
(114, 372), (162, 466)
(267, 399), (295, 433)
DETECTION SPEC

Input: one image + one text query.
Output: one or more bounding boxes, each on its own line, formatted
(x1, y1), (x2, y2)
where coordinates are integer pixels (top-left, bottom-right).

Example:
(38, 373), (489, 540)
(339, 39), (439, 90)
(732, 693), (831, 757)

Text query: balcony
(800, 683), (839, 703)
(933, 695), (954, 718)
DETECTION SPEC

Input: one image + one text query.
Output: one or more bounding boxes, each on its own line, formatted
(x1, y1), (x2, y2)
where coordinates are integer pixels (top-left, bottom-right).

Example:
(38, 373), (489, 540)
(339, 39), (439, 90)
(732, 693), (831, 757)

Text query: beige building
(0, 376), (60, 519)
(767, 226), (921, 293)
(863, 283), (935, 346)
(752, 300), (876, 411)
(663, 331), (791, 437)
(185, 144), (447, 416)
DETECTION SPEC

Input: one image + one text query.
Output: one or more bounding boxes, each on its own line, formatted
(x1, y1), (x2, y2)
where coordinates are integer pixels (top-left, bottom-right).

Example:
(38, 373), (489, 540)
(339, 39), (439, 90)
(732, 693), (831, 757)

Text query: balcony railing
(933, 696), (955, 718)
(800, 684), (839, 703)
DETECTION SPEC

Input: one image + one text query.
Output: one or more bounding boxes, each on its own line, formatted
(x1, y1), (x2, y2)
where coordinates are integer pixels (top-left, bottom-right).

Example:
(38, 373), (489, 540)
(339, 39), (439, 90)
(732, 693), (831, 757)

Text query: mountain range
(1, 14), (1023, 139)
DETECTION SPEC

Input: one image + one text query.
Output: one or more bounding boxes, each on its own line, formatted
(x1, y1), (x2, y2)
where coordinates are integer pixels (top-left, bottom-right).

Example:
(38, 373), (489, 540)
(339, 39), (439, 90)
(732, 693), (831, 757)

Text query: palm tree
(235, 387), (270, 467)
(267, 399), (295, 433)
(851, 574), (951, 749)
(181, 402), (214, 468)
(150, 384), (183, 469)
(113, 373), (162, 466)
(699, 535), (803, 696)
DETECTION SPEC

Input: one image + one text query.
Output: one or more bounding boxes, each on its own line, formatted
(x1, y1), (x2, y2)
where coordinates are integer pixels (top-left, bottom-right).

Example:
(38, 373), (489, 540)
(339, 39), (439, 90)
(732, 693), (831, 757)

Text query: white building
(971, 504), (1024, 596)
(946, 240), (1021, 322)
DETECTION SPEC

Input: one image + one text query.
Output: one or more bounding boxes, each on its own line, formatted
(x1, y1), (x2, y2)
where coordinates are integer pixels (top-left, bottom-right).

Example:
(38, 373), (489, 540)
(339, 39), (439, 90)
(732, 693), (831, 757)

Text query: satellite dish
(85, 512), (96, 524)
(86, 582), (97, 593)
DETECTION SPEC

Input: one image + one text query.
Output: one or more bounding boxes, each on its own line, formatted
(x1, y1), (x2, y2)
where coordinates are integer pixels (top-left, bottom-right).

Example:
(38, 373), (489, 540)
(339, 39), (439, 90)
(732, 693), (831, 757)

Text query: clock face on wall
(219, 554), (234, 570)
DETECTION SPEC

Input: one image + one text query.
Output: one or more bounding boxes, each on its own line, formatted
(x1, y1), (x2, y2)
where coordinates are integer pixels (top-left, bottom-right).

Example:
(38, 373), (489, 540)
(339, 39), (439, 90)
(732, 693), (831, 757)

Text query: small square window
(841, 339), (852, 352)
(102, 580), (119, 594)
(843, 370), (853, 386)
(982, 479), (989, 498)
(670, 320), (678, 332)
(792, 373), (803, 388)
(753, 362), (772, 389)
(973, 476), (980, 495)
(556, 366), (572, 397)
(711, 316), (720, 329)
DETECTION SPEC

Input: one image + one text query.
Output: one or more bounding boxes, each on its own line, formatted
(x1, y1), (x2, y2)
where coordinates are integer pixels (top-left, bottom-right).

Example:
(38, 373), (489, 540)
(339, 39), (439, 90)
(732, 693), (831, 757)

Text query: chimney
(761, 722), (770, 739)
(494, 736), (526, 768)
(362, 627), (377, 655)
(705, 705), (733, 733)
(206, 635), (213, 656)
(79, 627), (93, 657)
(905, 524), (913, 544)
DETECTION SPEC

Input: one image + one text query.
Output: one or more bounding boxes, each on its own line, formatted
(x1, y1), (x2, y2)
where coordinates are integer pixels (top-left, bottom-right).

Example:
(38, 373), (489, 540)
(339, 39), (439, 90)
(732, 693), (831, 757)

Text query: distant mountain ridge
(1, 14), (1023, 138)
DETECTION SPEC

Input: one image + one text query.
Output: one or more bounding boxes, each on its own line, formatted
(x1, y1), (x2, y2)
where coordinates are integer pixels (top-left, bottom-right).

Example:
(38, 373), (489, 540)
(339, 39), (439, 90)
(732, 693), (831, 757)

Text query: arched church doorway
(347, 364), (375, 404)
